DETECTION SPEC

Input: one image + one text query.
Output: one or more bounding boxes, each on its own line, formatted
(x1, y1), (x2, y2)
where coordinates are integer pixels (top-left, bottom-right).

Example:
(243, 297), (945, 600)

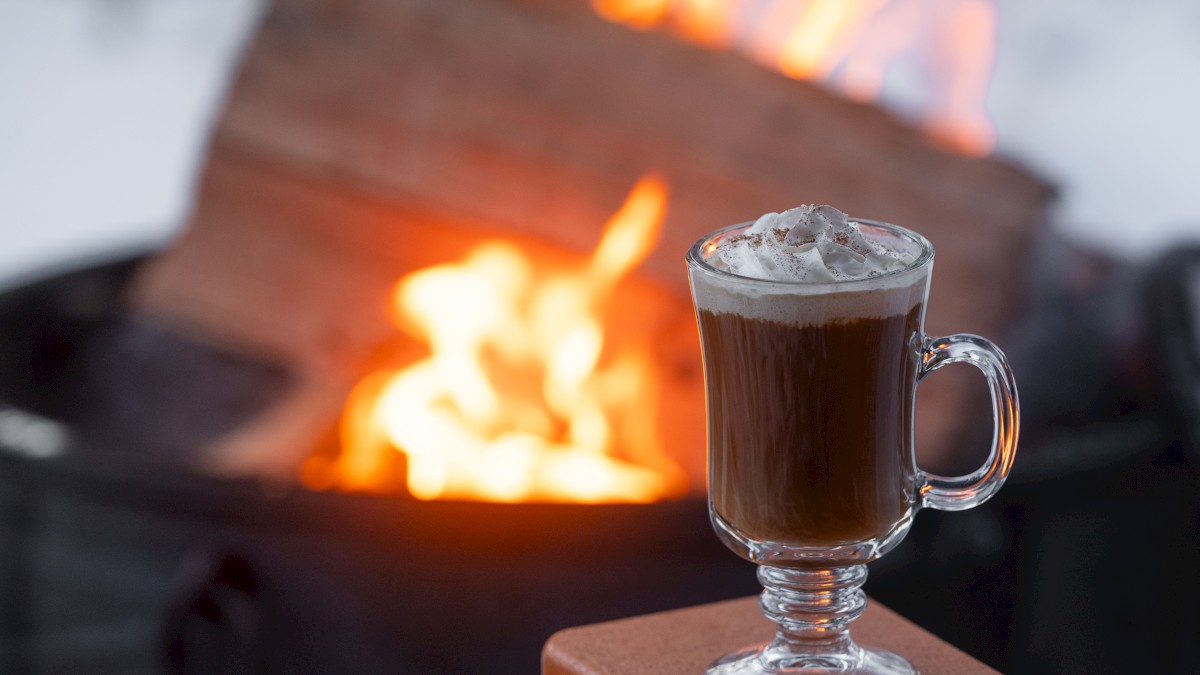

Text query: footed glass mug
(687, 219), (1018, 674)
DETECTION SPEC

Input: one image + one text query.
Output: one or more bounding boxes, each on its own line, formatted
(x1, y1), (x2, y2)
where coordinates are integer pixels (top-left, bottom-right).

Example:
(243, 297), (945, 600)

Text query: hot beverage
(689, 204), (929, 553)
(698, 305), (922, 547)
(685, 204), (1018, 674)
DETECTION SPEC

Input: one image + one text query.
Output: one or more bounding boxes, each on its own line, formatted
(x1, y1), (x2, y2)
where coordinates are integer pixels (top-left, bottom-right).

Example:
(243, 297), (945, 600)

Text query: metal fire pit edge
(0, 252), (757, 675)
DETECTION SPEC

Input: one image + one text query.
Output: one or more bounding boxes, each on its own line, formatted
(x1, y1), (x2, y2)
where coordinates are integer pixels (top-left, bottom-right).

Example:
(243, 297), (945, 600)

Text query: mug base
(706, 643), (917, 674)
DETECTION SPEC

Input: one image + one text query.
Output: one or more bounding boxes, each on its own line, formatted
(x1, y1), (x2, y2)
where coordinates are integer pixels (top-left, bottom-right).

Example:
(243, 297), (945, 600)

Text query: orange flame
(592, 0), (998, 156)
(308, 175), (686, 503)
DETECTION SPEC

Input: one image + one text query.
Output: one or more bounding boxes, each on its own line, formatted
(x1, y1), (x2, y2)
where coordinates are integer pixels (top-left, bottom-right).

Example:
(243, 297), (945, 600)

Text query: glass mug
(687, 219), (1018, 674)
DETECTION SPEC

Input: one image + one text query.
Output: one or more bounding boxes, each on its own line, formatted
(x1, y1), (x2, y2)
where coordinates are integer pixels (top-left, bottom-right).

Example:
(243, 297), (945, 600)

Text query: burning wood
(593, 0), (999, 156)
(305, 175), (687, 502)
(128, 0), (1053, 500)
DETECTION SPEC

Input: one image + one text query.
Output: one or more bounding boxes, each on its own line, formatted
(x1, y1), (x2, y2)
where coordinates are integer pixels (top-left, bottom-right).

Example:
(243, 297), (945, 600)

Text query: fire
(592, 0), (998, 156)
(305, 175), (687, 503)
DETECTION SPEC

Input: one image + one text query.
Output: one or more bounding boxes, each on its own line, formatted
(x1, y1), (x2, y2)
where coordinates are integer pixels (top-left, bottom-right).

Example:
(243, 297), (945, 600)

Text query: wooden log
(135, 148), (708, 487)
(542, 595), (1000, 675)
(129, 0), (1055, 486)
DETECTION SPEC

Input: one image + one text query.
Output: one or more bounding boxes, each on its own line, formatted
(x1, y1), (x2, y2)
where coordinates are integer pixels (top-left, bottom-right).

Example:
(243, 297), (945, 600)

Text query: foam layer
(690, 207), (930, 324)
(710, 205), (917, 283)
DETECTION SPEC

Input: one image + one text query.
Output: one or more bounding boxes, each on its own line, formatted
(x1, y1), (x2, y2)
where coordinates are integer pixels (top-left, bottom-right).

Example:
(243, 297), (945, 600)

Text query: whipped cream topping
(708, 205), (917, 282)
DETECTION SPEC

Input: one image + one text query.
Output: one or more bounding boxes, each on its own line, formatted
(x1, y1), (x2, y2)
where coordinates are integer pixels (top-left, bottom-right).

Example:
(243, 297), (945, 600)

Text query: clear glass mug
(687, 220), (1018, 674)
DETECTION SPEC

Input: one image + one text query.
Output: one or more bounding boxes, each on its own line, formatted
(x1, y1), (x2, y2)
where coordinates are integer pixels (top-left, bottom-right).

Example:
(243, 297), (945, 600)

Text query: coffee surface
(699, 307), (921, 547)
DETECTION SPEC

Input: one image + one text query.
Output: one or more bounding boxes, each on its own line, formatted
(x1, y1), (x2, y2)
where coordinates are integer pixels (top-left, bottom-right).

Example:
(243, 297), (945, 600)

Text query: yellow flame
(592, 0), (672, 29)
(594, 0), (998, 157)
(672, 0), (740, 47)
(316, 175), (685, 503)
(921, 0), (998, 155)
(778, 0), (886, 81)
(589, 173), (667, 288)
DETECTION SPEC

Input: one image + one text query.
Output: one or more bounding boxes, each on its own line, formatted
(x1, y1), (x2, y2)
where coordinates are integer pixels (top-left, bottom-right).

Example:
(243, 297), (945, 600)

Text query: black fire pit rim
(0, 443), (712, 547)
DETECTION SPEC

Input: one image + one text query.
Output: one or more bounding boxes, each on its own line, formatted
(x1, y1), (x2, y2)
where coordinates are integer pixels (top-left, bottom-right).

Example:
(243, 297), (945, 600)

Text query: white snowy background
(1, 0), (1198, 289)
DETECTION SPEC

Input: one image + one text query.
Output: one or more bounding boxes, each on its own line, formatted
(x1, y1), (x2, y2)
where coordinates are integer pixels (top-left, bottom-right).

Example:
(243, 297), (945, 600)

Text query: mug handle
(917, 334), (1019, 511)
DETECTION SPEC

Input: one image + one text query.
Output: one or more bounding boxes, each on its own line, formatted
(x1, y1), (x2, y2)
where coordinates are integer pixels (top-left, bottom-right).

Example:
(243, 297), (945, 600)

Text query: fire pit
(0, 0), (1055, 673)
(0, 252), (756, 674)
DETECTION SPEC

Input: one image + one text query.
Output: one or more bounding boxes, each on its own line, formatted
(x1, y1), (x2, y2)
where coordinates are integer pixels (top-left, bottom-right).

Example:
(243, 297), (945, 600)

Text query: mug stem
(706, 564), (915, 674)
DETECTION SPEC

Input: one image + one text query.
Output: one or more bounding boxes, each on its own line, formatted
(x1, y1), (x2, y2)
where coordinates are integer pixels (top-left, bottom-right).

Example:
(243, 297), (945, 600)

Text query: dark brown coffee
(698, 306), (922, 547)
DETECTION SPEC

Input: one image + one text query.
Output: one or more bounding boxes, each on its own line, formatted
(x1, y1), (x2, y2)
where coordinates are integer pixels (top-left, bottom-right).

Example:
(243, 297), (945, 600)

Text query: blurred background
(1, 0), (1198, 673)
(5, 0), (1200, 280)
